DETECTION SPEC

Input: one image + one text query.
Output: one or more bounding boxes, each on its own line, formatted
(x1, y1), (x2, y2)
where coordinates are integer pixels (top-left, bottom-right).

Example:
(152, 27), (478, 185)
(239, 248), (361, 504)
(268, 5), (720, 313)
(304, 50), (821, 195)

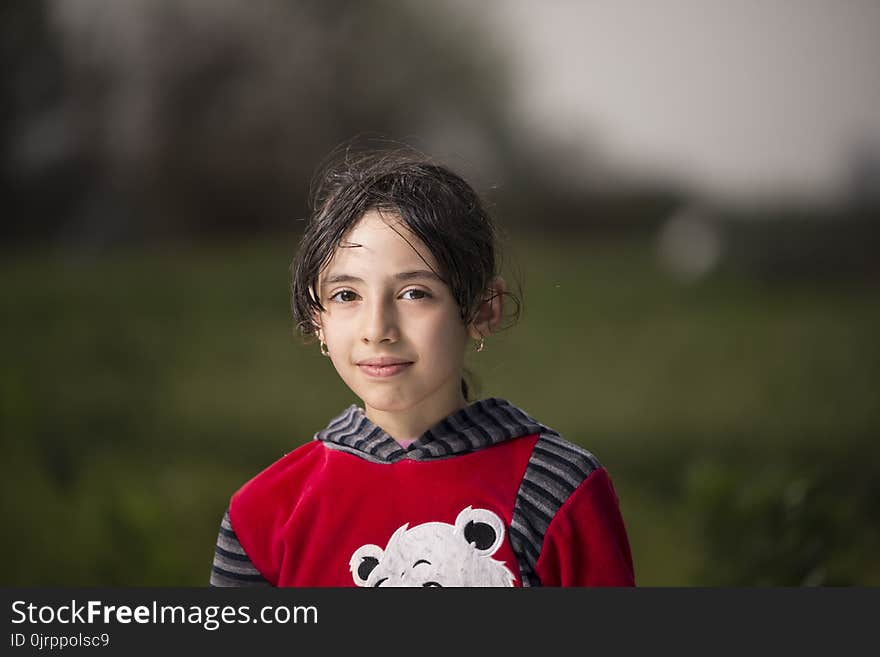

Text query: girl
(210, 147), (635, 587)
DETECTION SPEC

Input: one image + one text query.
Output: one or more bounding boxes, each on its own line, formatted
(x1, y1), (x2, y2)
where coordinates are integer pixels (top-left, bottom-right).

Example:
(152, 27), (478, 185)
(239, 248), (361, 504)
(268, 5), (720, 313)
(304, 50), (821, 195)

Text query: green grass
(2, 233), (878, 585)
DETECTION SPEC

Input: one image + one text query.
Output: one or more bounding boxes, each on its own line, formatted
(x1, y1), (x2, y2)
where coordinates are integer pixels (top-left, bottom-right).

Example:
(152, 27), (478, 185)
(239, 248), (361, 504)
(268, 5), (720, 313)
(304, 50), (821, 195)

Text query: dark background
(2, 0), (878, 585)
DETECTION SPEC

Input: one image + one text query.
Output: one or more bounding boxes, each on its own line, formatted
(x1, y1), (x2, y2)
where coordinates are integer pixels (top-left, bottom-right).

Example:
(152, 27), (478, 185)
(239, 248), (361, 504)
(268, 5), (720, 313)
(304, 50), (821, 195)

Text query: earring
(320, 340), (330, 357)
(475, 337), (484, 353)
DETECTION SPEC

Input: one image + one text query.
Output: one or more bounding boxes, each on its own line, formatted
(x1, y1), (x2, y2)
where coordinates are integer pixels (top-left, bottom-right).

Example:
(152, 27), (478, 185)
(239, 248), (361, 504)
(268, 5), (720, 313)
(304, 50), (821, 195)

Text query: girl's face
(315, 210), (476, 424)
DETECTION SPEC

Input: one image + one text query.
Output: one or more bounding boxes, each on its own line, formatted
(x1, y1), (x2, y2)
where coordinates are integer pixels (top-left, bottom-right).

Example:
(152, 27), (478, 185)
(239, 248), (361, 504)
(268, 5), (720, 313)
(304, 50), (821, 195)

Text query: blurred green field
(2, 233), (878, 585)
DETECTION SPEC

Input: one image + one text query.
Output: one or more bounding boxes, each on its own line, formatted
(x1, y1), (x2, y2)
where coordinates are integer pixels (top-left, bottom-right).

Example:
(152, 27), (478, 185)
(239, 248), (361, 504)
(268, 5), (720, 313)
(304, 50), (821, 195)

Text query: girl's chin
(349, 378), (462, 417)
(360, 397), (413, 415)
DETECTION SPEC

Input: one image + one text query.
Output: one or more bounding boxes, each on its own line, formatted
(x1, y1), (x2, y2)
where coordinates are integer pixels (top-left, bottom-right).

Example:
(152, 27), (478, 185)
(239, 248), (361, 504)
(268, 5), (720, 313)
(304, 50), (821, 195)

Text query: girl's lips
(357, 362), (413, 378)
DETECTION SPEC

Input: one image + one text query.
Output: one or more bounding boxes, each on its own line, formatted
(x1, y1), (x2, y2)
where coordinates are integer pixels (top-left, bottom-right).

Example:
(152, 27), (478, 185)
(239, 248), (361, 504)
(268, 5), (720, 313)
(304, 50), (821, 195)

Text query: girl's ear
(468, 276), (506, 341)
(312, 313), (324, 342)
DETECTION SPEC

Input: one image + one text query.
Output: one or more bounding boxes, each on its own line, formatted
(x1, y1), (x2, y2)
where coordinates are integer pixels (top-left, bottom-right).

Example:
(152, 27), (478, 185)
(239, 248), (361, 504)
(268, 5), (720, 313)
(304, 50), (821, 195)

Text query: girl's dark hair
(292, 144), (519, 332)
(290, 143), (520, 399)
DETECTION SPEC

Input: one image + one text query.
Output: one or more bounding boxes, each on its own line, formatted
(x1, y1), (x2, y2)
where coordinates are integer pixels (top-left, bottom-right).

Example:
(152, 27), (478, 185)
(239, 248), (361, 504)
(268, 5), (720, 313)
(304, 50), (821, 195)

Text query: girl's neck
(364, 389), (468, 447)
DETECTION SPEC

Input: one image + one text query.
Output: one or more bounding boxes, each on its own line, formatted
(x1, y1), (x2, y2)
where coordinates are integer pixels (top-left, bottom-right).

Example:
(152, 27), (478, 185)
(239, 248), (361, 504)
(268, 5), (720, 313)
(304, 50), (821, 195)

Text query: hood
(314, 397), (547, 464)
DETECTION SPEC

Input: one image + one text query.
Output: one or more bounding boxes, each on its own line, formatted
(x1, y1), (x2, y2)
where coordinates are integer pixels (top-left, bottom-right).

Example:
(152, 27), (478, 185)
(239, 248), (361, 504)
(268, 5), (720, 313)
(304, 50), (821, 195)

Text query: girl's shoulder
(230, 439), (326, 517)
(528, 427), (604, 479)
(494, 398), (604, 478)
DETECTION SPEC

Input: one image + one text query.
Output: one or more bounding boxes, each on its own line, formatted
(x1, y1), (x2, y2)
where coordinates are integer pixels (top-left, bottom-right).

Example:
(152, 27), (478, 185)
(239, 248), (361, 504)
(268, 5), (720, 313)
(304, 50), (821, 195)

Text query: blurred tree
(4, 0), (525, 246)
(1, 0), (97, 244)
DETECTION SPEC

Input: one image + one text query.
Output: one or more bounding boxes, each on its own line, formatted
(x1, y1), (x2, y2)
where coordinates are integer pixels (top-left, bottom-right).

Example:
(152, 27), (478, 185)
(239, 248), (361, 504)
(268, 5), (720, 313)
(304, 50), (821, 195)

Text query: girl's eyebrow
(322, 273), (364, 285)
(322, 270), (440, 286)
(395, 270), (441, 282)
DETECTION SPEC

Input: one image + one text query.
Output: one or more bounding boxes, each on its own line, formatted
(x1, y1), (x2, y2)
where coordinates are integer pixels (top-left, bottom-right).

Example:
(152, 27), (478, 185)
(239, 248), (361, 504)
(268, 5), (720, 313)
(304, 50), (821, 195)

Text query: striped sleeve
(509, 431), (602, 586)
(209, 509), (272, 587)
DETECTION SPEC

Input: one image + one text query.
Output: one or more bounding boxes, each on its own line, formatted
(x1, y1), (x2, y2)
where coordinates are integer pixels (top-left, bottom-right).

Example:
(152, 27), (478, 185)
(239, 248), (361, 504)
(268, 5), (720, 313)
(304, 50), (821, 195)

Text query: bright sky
(468, 0), (880, 205)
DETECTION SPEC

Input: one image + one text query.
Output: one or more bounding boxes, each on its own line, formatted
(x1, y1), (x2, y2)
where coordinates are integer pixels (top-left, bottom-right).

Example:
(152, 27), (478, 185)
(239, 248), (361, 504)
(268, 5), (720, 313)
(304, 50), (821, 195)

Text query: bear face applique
(349, 506), (516, 587)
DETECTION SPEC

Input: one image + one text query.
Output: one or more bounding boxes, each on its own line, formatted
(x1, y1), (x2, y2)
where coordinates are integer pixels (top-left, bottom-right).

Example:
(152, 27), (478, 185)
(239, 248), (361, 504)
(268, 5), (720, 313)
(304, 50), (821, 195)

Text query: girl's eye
(329, 289), (359, 303)
(400, 288), (431, 301)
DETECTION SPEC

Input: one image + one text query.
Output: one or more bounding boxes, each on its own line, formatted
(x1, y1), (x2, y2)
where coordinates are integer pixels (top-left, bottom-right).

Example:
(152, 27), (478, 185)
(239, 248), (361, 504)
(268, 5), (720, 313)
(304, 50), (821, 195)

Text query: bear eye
(464, 520), (496, 550)
(422, 581), (442, 587)
(373, 577), (389, 587)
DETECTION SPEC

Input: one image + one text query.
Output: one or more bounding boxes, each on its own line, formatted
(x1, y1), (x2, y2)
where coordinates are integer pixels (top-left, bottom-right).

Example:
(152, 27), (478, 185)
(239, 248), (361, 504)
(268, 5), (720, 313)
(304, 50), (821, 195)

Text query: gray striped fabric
(510, 431), (601, 586)
(209, 510), (270, 587)
(315, 397), (545, 463)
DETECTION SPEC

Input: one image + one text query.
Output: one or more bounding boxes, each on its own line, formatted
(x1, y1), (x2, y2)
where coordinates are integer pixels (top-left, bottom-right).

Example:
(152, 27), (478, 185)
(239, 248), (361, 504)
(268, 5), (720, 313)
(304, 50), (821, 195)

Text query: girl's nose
(361, 297), (400, 344)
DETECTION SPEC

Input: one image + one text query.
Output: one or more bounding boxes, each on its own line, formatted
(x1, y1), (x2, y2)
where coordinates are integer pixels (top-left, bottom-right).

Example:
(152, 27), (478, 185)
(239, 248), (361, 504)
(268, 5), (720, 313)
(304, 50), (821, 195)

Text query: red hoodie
(210, 398), (635, 587)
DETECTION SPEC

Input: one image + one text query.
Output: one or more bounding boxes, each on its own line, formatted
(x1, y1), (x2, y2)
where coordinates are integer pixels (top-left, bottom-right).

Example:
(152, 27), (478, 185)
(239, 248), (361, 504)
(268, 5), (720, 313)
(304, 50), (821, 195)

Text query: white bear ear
(454, 506), (506, 557)
(349, 544), (384, 587)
